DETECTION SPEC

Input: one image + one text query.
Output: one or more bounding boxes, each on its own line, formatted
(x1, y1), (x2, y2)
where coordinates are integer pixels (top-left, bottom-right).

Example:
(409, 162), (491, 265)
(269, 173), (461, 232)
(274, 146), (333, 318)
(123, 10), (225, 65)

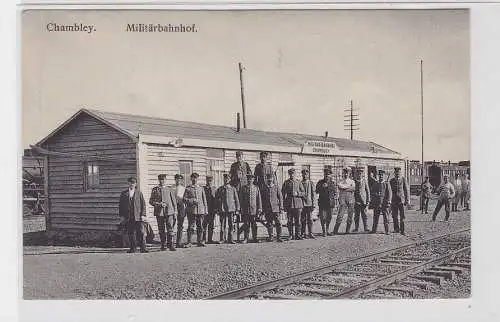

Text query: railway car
(408, 160), (470, 195)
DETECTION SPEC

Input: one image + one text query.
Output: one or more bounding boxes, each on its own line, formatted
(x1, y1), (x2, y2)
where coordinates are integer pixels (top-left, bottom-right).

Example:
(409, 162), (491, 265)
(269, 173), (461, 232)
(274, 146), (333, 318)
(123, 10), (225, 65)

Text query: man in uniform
(240, 173), (263, 243)
(370, 170), (392, 234)
(334, 167), (356, 234)
(389, 166), (409, 235)
(353, 167), (370, 233)
(261, 173), (283, 242)
(119, 177), (148, 253)
(300, 169), (316, 239)
(282, 168), (305, 240)
(315, 168), (338, 237)
(173, 174), (187, 248)
(230, 151), (252, 193)
(183, 173), (208, 247)
(432, 174), (455, 221)
(149, 174), (178, 251)
(216, 173), (240, 244)
(452, 173), (462, 212)
(254, 151), (275, 188)
(421, 176), (432, 214)
(462, 175), (471, 211)
(202, 175), (218, 244)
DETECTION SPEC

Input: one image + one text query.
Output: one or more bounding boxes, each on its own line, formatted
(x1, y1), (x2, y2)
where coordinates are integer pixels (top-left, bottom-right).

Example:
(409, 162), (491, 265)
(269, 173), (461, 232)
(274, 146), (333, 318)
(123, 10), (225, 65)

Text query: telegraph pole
(344, 100), (359, 140)
(420, 59), (425, 212)
(238, 62), (247, 129)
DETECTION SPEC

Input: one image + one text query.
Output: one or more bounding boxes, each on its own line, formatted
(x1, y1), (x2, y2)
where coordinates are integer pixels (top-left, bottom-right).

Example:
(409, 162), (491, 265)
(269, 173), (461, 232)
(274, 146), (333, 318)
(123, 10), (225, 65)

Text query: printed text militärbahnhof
(126, 23), (197, 32)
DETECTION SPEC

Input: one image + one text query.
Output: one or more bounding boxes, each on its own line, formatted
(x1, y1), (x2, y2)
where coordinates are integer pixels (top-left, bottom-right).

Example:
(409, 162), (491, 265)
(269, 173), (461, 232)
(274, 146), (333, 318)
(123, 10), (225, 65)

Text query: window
(206, 149), (224, 188)
(179, 161), (193, 187)
(85, 161), (99, 191)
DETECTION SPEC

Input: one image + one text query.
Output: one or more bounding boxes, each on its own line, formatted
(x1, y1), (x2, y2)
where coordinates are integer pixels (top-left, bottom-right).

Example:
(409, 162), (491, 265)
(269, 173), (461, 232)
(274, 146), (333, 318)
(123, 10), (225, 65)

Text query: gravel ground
(23, 209), (470, 299)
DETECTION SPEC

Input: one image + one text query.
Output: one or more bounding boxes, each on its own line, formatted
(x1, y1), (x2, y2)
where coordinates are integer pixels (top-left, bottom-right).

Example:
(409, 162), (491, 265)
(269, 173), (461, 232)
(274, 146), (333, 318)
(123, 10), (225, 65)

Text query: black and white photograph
(20, 7), (473, 302)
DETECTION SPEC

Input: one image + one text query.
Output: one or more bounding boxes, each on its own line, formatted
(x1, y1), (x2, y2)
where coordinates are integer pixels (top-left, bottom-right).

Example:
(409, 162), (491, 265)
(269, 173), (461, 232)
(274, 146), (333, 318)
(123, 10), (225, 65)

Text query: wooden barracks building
(33, 109), (406, 244)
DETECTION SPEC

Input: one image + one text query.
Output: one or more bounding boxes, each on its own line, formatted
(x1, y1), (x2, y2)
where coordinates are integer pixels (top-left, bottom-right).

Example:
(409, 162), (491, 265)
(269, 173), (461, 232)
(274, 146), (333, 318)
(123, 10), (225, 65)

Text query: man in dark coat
(282, 168), (305, 240)
(149, 174), (178, 251)
(254, 151), (275, 188)
(353, 167), (371, 232)
(300, 169), (316, 239)
(261, 173), (283, 242)
(240, 173), (263, 243)
(119, 177), (148, 253)
(202, 175), (218, 244)
(216, 173), (240, 244)
(183, 173), (208, 247)
(389, 167), (409, 235)
(315, 168), (338, 237)
(229, 151), (252, 193)
(172, 174), (187, 248)
(370, 170), (392, 234)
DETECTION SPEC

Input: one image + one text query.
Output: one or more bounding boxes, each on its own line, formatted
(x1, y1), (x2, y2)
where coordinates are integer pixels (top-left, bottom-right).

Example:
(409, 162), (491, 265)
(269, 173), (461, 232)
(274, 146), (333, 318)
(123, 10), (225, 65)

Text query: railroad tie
(434, 266), (466, 275)
(398, 280), (430, 290)
(377, 262), (412, 268)
(284, 286), (338, 297)
(380, 259), (424, 264)
(423, 269), (455, 280)
(300, 280), (349, 288)
(333, 270), (385, 277)
(445, 262), (471, 269)
(410, 274), (443, 285)
(379, 286), (415, 297)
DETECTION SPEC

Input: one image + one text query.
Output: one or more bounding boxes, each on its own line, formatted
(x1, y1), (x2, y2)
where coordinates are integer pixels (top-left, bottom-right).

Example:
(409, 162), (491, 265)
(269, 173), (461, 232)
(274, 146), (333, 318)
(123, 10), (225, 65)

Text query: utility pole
(238, 62), (247, 129)
(344, 99), (359, 140)
(420, 59), (425, 212)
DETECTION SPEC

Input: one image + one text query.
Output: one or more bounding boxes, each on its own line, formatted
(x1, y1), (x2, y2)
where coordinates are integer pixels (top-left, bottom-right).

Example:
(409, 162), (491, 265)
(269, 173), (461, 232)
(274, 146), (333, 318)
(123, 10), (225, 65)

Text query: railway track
(205, 229), (471, 300)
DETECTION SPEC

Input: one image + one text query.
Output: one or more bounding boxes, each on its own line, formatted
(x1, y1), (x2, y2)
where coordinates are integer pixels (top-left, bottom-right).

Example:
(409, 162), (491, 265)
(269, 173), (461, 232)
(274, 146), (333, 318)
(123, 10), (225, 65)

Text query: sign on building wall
(301, 141), (338, 156)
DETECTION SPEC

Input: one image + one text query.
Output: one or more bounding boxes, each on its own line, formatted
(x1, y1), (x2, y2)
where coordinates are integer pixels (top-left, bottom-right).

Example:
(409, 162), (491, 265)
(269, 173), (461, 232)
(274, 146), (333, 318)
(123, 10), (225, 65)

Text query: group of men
(420, 173), (471, 222)
(118, 150), (418, 253)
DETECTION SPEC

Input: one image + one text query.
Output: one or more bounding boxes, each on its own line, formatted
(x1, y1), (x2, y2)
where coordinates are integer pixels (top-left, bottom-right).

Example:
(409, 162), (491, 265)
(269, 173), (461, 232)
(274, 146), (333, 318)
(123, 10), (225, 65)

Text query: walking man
(334, 167), (356, 235)
(353, 167), (371, 233)
(282, 168), (305, 240)
(183, 173), (208, 247)
(370, 170), (392, 234)
(202, 175), (218, 244)
(261, 173), (283, 242)
(389, 166), (409, 235)
(421, 176), (432, 214)
(149, 174), (178, 251)
(315, 168), (338, 237)
(119, 177), (148, 253)
(432, 175), (455, 221)
(240, 173), (263, 243)
(216, 173), (240, 244)
(173, 174), (187, 248)
(452, 173), (462, 212)
(301, 169), (316, 238)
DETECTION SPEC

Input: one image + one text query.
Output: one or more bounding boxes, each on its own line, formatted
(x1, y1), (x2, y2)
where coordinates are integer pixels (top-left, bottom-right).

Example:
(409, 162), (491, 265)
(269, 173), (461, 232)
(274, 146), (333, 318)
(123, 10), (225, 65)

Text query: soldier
(229, 151), (252, 193)
(334, 167), (356, 234)
(240, 173), (263, 243)
(421, 176), (432, 214)
(216, 173), (240, 244)
(149, 174), (178, 251)
(452, 173), (462, 212)
(282, 168), (305, 240)
(353, 167), (370, 233)
(462, 175), (470, 210)
(202, 175), (219, 244)
(173, 174), (187, 248)
(370, 170), (392, 234)
(254, 151), (275, 188)
(389, 167), (409, 235)
(315, 168), (338, 237)
(432, 175), (456, 221)
(301, 169), (316, 239)
(183, 173), (208, 247)
(261, 173), (283, 242)
(119, 177), (148, 253)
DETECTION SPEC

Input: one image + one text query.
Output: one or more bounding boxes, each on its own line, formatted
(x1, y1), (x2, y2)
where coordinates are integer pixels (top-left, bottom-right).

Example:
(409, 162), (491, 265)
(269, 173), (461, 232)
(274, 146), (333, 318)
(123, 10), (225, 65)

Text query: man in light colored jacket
(334, 167), (356, 235)
(353, 167), (371, 233)
(432, 175), (456, 221)
(183, 173), (208, 247)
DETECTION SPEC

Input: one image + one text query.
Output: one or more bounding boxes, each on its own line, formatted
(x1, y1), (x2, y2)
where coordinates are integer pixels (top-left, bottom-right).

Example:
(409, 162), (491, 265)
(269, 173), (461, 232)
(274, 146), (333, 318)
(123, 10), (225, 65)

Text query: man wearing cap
(420, 176), (432, 214)
(202, 175), (218, 244)
(183, 173), (208, 247)
(119, 177), (148, 253)
(254, 151), (275, 188)
(230, 151), (252, 193)
(389, 166), (410, 235)
(149, 174), (178, 251)
(462, 174), (471, 211)
(431, 175), (455, 221)
(353, 167), (371, 233)
(282, 168), (305, 240)
(173, 174), (187, 248)
(452, 173), (462, 212)
(240, 173), (263, 243)
(301, 169), (316, 238)
(315, 167), (338, 237)
(370, 170), (392, 234)
(216, 173), (241, 244)
(334, 167), (356, 234)
(261, 173), (284, 242)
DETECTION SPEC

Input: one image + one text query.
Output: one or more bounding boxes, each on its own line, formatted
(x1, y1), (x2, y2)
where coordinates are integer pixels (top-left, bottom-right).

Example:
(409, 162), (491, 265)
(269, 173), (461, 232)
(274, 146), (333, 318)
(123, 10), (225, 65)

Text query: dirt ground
(23, 207), (471, 300)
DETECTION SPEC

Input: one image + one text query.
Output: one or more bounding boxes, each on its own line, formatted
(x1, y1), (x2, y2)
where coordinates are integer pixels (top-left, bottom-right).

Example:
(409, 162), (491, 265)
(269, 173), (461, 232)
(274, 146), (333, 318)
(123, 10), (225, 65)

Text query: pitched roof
(38, 108), (401, 155)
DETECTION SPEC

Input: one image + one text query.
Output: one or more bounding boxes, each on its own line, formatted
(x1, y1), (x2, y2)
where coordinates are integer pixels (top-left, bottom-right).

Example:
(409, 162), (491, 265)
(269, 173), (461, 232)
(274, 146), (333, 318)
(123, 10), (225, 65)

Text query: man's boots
(333, 223), (341, 235)
(251, 225), (259, 243)
(362, 216), (370, 232)
(345, 222), (352, 234)
(185, 230), (192, 248)
(308, 222), (315, 239)
(167, 235), (176, 251)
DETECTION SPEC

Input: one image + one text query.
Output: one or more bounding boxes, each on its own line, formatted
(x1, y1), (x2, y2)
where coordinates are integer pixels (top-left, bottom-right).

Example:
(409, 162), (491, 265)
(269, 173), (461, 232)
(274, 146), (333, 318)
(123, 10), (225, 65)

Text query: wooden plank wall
(44, 114), (137, 231)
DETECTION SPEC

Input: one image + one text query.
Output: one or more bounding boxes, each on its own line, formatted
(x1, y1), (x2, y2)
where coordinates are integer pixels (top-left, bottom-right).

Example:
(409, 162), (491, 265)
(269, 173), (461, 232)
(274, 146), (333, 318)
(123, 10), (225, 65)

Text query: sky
(21, 9), (470, 161)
